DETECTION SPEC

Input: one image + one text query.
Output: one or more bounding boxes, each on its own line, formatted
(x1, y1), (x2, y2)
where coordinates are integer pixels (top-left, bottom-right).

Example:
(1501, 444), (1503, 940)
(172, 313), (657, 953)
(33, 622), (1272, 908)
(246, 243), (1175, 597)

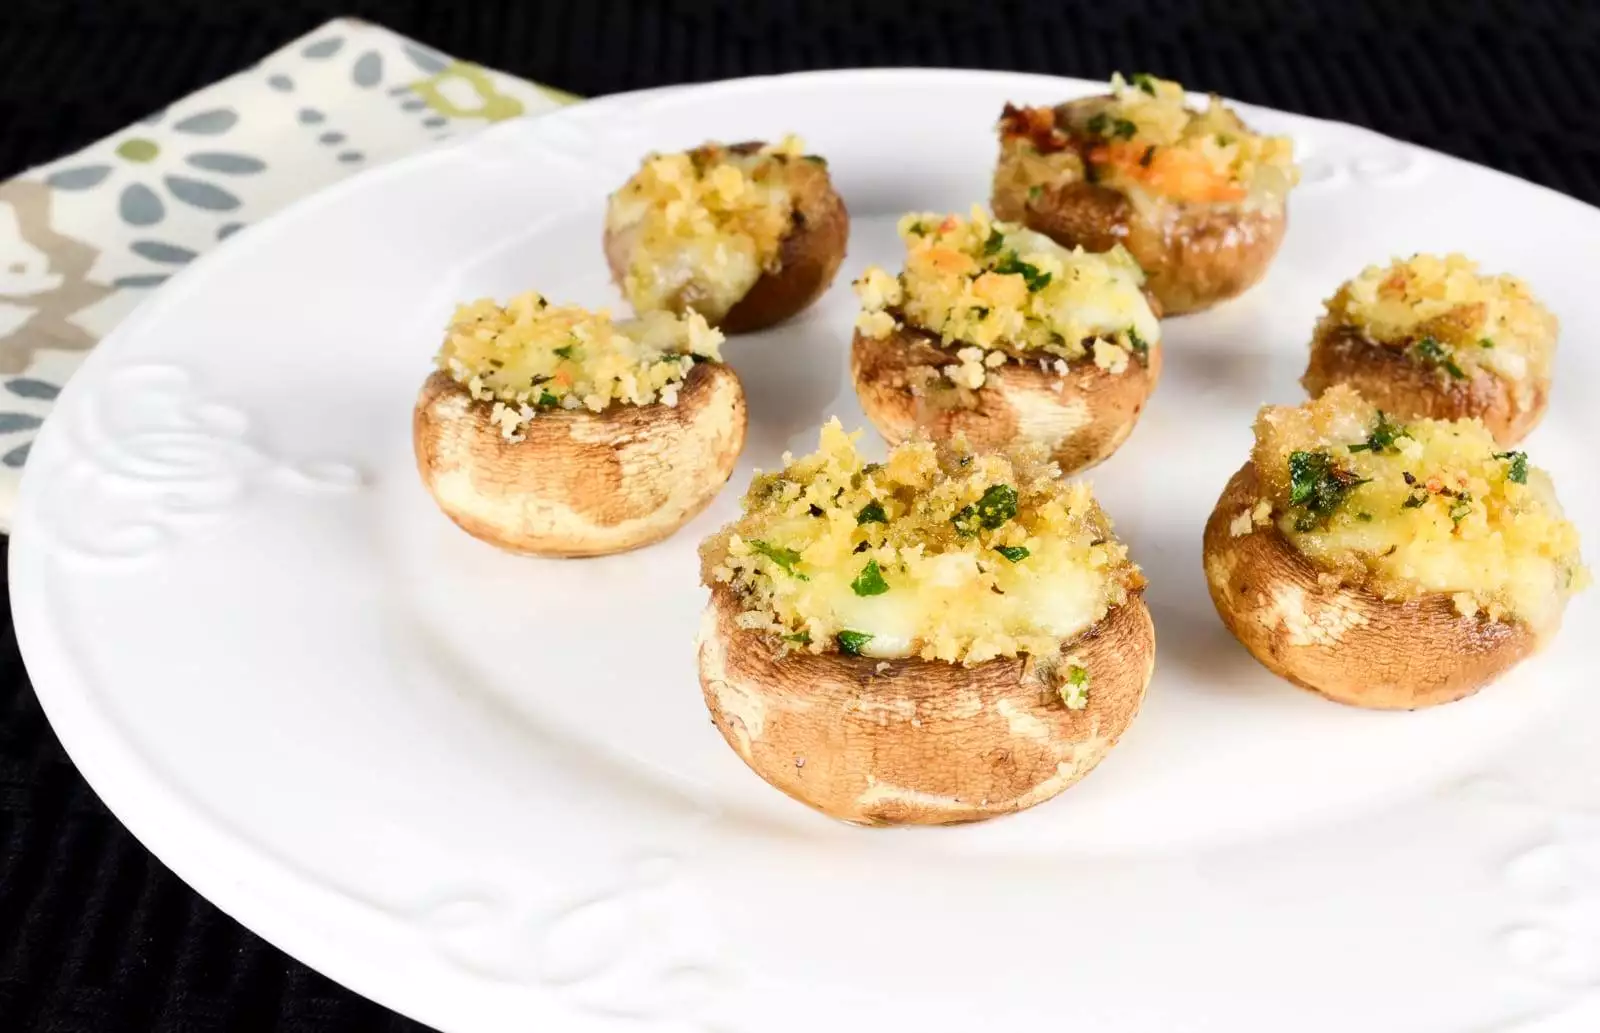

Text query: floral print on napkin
(0, 18), (575, 525)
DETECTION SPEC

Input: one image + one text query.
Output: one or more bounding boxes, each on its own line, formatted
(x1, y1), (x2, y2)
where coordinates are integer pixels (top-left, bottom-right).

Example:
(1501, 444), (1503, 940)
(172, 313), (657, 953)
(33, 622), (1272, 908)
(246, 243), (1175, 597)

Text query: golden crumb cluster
(700, 419), (1143, 665)
(853, 208), (1159, 389)
(436, 291), (724, 438)
(998, 74), (1297, 207)
(1246, 385), (1586, 630)
(1321, 252), (1558, 387)
(605, 136), (811, 321)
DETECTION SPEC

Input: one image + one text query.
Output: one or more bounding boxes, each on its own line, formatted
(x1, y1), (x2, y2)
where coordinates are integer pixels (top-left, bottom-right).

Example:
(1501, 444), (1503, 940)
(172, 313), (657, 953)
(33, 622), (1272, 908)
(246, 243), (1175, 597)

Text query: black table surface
(4, 1), (1599, 1030)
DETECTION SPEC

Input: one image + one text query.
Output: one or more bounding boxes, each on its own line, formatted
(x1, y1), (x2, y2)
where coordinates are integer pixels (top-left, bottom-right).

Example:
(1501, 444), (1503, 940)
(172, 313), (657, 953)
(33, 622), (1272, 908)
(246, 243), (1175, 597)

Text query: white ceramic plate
(12, 70), (1600, 1033)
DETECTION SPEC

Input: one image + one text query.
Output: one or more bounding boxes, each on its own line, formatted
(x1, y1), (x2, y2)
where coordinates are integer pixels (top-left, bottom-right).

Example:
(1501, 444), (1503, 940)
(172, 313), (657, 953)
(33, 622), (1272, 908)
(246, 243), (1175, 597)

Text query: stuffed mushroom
(604, 136), (849, 333)
(993, 73), (1297, 315)
(697, 419), (1155, 825)
(414, 292), (747, 557)
(1202, 385), (1586, 709)
(1302, 253), (1558, 446)
(850, 208), (1162, 476)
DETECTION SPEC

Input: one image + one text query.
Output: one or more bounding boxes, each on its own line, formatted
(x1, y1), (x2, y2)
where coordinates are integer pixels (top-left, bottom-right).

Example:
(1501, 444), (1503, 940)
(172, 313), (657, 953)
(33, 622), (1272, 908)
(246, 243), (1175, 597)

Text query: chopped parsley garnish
(803, 154), (827, 166)
(1402, 491), (1428, 509)
(1479, 337), (1495, 349)
(836, 630), (873, 656)
(1496, 450), (1529, 484)
(1027, 184), (1044, 200)
(1449, 494), (1474, 525)
(1131, 72), (1158, 96)
(850, 559), (890, 597)
(537, 390), (560, 407)
(1126, 327), (1150, 365)
(784, 631), (811, 645)
(856, 500), (887, 524)
(749, 539), (809, 580)
(982, 228), (1006, 255)
(1288, 450), (1369, 531)
(1411, 336), (1466, 379)
(553, 344), (577, 360)
(907, 221), (928, 235)
(951, 483), (1018, 536)
(1356, 512), (1374, 522)
(993, 545), (1030, 563)
(1085, 113), (1138, 140)
(1347, 411), (1408, 453)
(1059, 665), (1090, 709)
(993, 253), (1052, 291)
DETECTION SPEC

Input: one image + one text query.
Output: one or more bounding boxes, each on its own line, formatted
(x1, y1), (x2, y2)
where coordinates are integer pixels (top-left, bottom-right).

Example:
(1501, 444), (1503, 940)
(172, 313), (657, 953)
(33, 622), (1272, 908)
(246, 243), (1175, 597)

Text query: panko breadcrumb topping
(1319, 252), (1558, 388)
(997, 73), (1297, 208)
(1250, 385), (1586, 630)
(435, 291), (724, 439)
(852, 207), (1159, 389)
(700, 419), (1144, 665)
(605, 136), (811, 321)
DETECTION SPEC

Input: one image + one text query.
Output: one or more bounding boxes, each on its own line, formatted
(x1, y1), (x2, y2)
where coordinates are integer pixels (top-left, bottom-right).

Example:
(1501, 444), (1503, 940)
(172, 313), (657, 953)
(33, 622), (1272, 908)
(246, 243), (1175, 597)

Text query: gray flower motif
(0, 378), (60, 468)
(42, 107), (268, 286)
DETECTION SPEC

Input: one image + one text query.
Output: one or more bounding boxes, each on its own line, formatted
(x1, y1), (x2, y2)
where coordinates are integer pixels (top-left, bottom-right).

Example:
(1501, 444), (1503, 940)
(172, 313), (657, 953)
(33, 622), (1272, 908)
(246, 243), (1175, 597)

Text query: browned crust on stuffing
(696, 584), (1155, 825)
(413, 363), (746, 557)
(1201, 462), (1539, 709)
(604, 143), (849, 333)
(849, 320), (1161, 475)
(992, 100), (1287, 316)
(1301, 324), (1547, 446)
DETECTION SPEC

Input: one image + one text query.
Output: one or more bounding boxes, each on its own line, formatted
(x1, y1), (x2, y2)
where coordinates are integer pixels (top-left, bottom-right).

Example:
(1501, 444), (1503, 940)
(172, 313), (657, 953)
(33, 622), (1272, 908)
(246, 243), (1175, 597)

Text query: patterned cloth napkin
(0, 18), (576, 529)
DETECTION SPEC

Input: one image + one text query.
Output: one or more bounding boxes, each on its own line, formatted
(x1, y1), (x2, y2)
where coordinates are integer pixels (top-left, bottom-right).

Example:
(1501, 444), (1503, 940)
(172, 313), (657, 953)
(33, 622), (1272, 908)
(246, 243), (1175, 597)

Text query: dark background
(2, 1), (1597, 1030)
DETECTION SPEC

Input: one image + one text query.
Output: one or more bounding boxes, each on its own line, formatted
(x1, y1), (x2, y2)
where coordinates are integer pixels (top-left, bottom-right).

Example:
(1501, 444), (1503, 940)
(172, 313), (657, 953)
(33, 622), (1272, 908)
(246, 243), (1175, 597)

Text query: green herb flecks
(553, 344), (577, 360)
(1402, 491), (1428, 509)
(1126, 327), (1150, 365)
(1496, 451), (1529, 484)
(803, 154), (827, 166)
(993, 253), (1052, 292)
(1085, 112), (1137, 140)
(1347, 410), (1409, 453)
(983, 228), (1006, 255)
(537, 390), (560, 407)
(851, 559), (890, 597)
(1479, 337), (1495, 349)
(1060, 665), (1090, 709)
(1449, 493), (1474, 525)
(749, 539), (809, 580)
(1288, 450), (1369, 531)
(836, 630), (873, 656)
(784, 631), (811, 645)
(1131, 72), (1158, 96)
(951, 484), (1019, 537)
(993, 545), (1030, 563)
(857, 500), (887, 525)
(1411, 336), (1466, 379)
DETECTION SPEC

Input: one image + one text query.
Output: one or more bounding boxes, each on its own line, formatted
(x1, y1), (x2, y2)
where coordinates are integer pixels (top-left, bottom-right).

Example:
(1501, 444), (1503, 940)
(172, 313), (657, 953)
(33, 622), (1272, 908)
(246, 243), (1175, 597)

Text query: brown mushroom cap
(1302, 324), (1547, 446)
(413, 362), (747, 557)
(850, 322), (1161, 475)
(696, 584), (1155, 825)
(1202, 462), (1541, 709)
(604, 144), (849, 333)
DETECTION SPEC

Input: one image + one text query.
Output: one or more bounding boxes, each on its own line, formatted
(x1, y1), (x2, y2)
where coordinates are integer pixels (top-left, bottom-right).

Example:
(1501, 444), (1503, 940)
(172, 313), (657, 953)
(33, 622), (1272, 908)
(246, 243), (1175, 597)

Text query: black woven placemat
(3, 1), (1598, 1030)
